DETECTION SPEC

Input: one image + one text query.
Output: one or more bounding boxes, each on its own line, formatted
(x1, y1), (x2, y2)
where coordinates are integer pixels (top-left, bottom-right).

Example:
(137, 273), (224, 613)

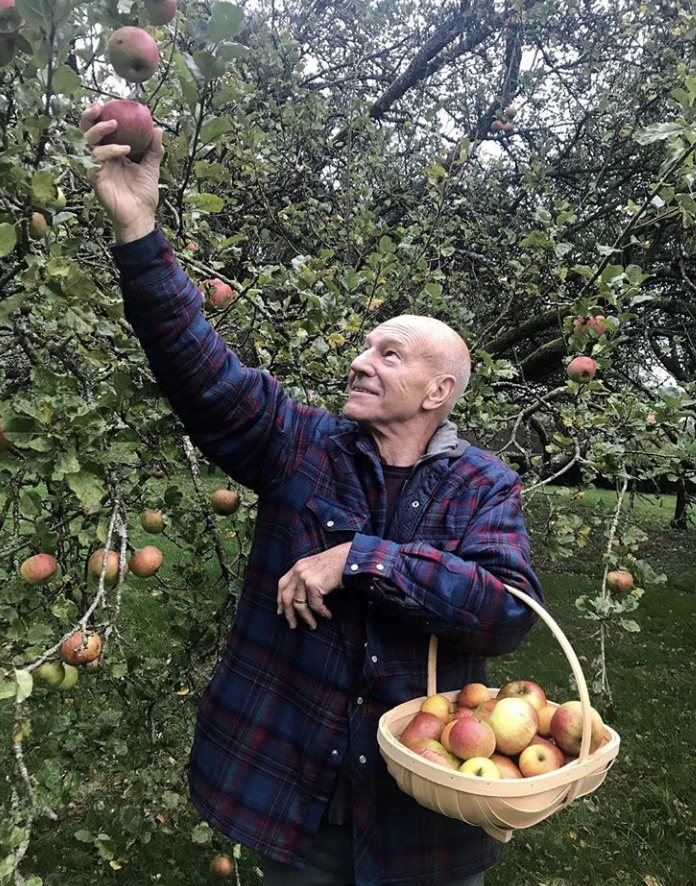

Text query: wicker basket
(377, 585), (620, 843)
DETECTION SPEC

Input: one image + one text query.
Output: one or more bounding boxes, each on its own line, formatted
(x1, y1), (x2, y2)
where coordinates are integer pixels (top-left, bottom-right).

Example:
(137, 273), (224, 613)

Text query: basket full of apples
(377, 585), (620, 843)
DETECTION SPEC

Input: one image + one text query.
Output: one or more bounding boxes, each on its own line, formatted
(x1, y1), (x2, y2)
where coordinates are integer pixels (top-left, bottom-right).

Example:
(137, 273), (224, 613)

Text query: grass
(2, 485), (695, 885)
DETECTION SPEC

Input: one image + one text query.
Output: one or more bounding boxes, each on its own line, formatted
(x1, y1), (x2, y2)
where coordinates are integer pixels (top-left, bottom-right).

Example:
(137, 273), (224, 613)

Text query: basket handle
(427, 583), (596, 792)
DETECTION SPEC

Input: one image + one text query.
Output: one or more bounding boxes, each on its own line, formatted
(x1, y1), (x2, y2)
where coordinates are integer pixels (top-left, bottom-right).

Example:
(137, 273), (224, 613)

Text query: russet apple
(141, 508), (164, 534)
(456, 682), (490, 708)
(20, 553), (57, 585)
(411, 738), (460, 770)
(60, 630), (102, 665)
(518, 741), (566, 777)
(446, 716), (496, 761)
(420, 693), (451, 724)
(129, 545), (163, 577)
(449, 707), (476, 721)
(99, 100), (154, 161)
(145, 0), (177, 26)
(490, 753), (523, 779)
(28, 211), (48, 239)
(88, 549), (123, 586)
(490, 120), (504, 132)
(496, 679), (547, 711)
(606, 569), (634, 592)
(211, 489), (241, 515)
(458, 756), (502, 779)
(487, 697), (539, 756)
(536, 704), (557, 737)
(107, 26), (160, 83)
(210, 854), (235, 878)
(399, 712), (443, 749)
(502, 121), (515, 133)
(567, 356), (597, 383)
(550, 701), (605, 756)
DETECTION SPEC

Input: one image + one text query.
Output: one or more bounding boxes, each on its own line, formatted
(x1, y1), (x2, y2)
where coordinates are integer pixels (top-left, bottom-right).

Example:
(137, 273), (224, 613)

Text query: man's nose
(349, 349), (375, 375)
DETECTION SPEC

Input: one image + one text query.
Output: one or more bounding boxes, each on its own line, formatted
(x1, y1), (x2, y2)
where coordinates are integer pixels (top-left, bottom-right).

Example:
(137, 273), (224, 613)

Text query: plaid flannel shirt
(113, 228), (543, 886)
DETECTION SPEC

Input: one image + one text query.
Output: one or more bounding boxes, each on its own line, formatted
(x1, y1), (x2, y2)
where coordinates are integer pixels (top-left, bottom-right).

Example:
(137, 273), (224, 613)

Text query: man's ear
(423, 375), (456, 412)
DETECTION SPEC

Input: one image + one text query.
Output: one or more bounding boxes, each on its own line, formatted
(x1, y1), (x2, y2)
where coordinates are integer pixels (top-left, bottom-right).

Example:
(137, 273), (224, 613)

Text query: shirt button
(350, 564), (359, 572)
(411, 500), (420, 508)
(359, 755), (367, 764)
(356, 697), (364, 705)
(376, 564), (384, 571)
(331, 749), (339, 757)
(371, 655), (377, 663)
(326, 520), (334, 528)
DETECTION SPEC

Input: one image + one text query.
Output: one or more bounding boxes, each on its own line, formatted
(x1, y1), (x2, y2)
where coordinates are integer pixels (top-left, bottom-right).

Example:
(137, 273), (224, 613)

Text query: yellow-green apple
(473, 697), (497, 722)
(412, 739), (460, 769)
(199, 278), (235, 311)
(446, 716), (496, 761)
(490, 753), (523, 779)
(606, 569), (634, 592)
(87, 549), (123, 586)
(456, 682), (490, 708)
(420, 693), (451, 724)
(141, 508), (164, 533)
(550, 701), (605, 756)
(399, 712), (443, 749)
(458, 756), (502, 778)
(59, 630), (102, 665)
(211, 489), (241, 516)
(209, 854), (234, 878)
(20, 553), (57, 585)
(28, 211), (48, 239)
(35, 661), (66, 688)
(129, 545), (163, 577)
(487, 697), (539, 755)
(98, 100), (154, 160)
(145, 0), (177, 25)
(0, 418), (12, 452)
(518, 741), (566, 777)
(567, 356), (596, 383)
(496, 679), (547, 711)
(107, 26), (159, 82)
(57, 663), (79, 691)
(536, 704), (557, 737)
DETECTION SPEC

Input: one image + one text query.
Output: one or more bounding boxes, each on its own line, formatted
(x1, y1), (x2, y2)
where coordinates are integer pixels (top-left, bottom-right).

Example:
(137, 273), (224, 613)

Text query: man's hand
(80, 103), (164, 244)
(277, 543), (352, 630)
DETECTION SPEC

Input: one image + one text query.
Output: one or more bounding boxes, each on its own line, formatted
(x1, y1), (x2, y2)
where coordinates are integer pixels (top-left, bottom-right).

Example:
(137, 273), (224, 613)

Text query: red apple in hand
(487, 697), (539, 756)
(99, 100), (154, 160)
(496, 679), (547, 711)
(107, 26), (159, 83)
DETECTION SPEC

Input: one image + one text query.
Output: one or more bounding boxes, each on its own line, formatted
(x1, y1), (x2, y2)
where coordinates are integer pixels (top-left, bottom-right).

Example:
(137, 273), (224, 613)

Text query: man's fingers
(79, 102), (103, 133)
(83, 118), (118, 147)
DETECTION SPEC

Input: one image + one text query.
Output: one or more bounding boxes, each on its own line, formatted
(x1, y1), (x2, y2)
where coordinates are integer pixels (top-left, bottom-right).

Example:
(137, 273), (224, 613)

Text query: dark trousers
(260, 823), (486, 886)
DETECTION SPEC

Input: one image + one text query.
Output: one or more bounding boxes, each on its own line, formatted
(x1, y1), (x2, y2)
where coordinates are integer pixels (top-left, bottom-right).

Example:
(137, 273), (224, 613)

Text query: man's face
(342, 319), (437, 431)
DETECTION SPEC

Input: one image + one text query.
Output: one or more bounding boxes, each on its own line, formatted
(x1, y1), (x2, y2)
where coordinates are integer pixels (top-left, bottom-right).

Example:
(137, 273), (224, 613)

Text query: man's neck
(367, 419), (442, 466)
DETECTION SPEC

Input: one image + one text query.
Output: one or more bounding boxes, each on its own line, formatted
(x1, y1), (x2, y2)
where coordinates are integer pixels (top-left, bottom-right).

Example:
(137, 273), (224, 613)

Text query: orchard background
(1, 1), (695, 884)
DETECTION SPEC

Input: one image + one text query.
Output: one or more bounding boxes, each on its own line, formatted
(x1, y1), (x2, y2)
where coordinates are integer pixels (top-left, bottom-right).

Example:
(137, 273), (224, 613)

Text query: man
(81, 105), (543, 886)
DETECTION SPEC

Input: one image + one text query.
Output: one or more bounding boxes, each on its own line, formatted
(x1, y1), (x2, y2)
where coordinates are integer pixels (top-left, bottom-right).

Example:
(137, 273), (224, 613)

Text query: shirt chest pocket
(298, 494), (369, 555)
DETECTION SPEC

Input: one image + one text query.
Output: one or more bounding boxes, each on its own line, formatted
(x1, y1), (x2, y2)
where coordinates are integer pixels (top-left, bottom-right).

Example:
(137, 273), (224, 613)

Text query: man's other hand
(277, 543), (351, 630)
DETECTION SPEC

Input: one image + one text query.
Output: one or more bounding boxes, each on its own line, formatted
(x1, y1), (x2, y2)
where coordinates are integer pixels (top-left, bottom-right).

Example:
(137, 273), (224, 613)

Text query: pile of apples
(399, 680), (608, 779)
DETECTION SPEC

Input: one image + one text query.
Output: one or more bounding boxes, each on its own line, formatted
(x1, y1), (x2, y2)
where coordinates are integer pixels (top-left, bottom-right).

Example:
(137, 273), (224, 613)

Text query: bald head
(374, 315), (471, 411)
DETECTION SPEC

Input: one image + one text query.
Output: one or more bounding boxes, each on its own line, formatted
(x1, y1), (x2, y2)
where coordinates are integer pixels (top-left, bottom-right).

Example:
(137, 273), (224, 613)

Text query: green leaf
(0, 292), (28, 326)
(183, 193), (225, 213)
(199, 116), (235, 146)
(74, 830), (94, 844)
(0, 222), (17, 258)
(209, 2), (245, 42)
(14, 668), (33, 703)
(217, 42), (250, 61)
(52, 64), (81, 95)
(66, 471), (107, 514)
(634, 122), (686, 145)
(0, 678), (16, 700)
(619, 618), (641, 633)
